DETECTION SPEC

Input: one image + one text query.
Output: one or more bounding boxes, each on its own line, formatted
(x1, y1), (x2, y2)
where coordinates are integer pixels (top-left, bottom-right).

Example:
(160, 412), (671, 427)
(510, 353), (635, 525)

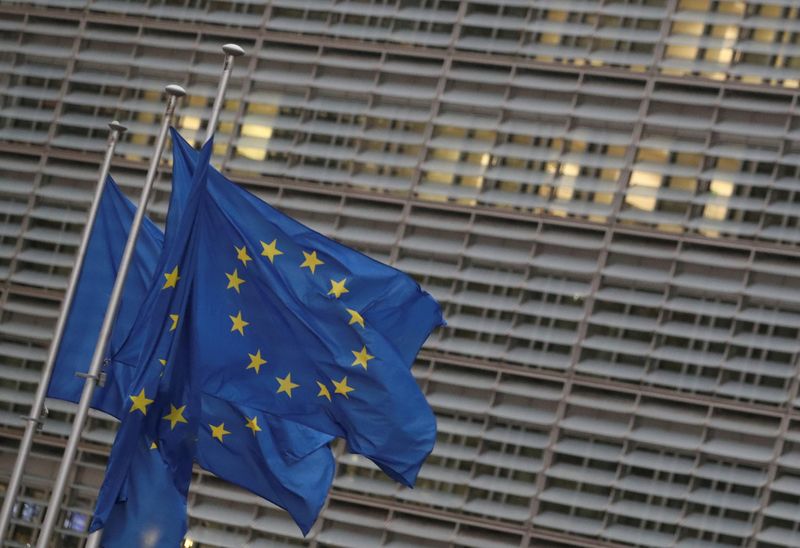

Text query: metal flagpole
(35, 84), (187, 548)
(0, 122), (127, 546)
(204, 43), (245, 143)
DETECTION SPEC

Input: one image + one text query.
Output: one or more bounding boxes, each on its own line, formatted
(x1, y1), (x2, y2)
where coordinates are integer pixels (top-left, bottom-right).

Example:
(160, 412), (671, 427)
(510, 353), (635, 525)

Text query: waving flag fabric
(47, 176), (163, 417)
(47, 146), (334, 543)
(91, 131), (443, 544)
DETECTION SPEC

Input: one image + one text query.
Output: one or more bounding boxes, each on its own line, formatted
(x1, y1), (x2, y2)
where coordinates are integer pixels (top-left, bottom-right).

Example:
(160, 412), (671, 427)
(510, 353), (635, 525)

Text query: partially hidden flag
(47, 176), (163, 418)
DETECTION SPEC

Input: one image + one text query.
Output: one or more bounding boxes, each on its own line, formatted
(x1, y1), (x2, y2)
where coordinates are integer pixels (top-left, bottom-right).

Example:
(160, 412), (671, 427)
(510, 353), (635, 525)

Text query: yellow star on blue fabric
(246, 349), (267, 374)
(300, 250), (324, 274)
(260, 239), (283, 263)
(226, 269), (246, 293)
(163, 404), (188, 430)
(328, 278), (349, 299)
(351, 346), (374, 370)
(332, 376), (355, 399)
(169, 314), (179, 332)
(316, 381), (331, 402)
(129, 388), (153, 415)
(276, 373), (299, 397)
(346, 308), (364, 328)
(245, 416), (262, 435)
(162, 266), (180, 289)
(210, 422), (230, 443)
(229, 311), (249, 336)
(235, 244), (252, 267)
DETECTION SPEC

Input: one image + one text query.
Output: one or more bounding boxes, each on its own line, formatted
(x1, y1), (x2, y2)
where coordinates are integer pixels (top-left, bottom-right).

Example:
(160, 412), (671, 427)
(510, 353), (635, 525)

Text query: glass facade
(2, 1), (800, 547)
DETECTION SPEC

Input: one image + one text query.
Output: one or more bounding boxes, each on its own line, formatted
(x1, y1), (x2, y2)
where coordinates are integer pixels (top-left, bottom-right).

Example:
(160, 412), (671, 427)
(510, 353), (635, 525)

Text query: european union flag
(89, 139), (217, 545)
(47, 144), (334, 542)
(92, 130), (444, 542)
(169, 129), (444, 483)
(47, 176), (163, 418)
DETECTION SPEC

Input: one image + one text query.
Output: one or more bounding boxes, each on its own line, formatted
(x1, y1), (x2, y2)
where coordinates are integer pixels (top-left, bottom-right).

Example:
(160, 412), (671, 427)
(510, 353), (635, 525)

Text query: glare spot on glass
(555, 183), (574, 201)
(703, 179), (734, 222)
(237, 147), (267, 161)
(560, 163), (580, 177)
(236, 122), (274, 161)
(241, 124), (273, 140)
(181, 116), (201, 131)
(626, 170), (661, 211)
(710, 180), (734, 197)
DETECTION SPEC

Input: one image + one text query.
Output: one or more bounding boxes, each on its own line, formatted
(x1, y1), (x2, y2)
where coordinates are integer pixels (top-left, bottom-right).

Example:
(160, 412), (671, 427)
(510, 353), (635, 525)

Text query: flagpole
(204, 43), (245, 143)
(0, 122), (127, 545)
(35, 84), (187, 548)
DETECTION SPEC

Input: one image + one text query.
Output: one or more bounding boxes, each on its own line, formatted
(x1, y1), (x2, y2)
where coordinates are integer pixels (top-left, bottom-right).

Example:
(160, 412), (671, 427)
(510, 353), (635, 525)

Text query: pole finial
(108, 120), (127, 133)
(222, 43), (246, 57)
(165, 84), (187, 98)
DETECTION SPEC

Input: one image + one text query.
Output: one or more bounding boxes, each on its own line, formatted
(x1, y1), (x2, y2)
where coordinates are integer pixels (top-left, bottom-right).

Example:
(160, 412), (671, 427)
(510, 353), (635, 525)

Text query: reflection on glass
(626, 170), (661, 211)
(180, 116), (201, 131)
(237, 122), (274, 161)
(703, 179), (734, 221)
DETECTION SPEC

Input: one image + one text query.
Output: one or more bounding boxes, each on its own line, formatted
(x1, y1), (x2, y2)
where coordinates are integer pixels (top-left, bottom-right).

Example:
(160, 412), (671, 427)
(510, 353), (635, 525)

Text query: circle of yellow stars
(129, 237), (382, 447)
(226, 241), (374, 404)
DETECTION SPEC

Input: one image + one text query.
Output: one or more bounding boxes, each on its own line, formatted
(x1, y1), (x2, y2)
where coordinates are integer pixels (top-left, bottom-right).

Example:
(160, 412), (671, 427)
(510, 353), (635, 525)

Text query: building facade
(2, 1), (800, 546)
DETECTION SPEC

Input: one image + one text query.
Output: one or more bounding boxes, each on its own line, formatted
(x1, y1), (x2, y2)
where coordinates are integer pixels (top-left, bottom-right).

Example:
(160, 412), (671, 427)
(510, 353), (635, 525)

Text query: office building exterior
(2, 1), (800, 546)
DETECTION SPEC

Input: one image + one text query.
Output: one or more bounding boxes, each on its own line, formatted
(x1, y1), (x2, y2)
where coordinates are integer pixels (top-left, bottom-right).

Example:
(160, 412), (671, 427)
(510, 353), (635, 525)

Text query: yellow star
(162, 266), (180, 289)
(276, 373), (299, 397)
(245, 416), (262, 435)
(346, 308), (364, 328)
(162, 404), (188, 430)
(332, 376), (355, 399)
(159, 359), (167, 367)
(150, 441), (158, 450)
(328, 278), (349, 299)
(229, 310), (249, 336)
(300, 250), (324, 274)
(246, 349), (267, 374)
(316, 381), (331, 402)
(209, 422), (231, 443)
(260, 239), (283, 263)
(235, 244), (252, 267)
(169, 314), (179, 332)
(226, 269), (246, 293)
(129, 388), (153, 415)
(351, 346), (374, 370)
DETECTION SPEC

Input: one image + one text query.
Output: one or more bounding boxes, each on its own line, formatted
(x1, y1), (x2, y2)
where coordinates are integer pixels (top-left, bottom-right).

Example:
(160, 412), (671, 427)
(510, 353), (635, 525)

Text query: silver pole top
(222, 43), (246, 57)
(165, 84), (187, 98)
(108, 120), (127, 133)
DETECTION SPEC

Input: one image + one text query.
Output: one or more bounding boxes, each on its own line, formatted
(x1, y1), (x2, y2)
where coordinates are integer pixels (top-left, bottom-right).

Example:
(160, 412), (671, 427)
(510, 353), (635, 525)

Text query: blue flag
(46, 147), (334, 542)
(167, 129), (444, 484)
(90, 140), (335, 545)
(97, 435), (187, 548)
(90, 140), (217, 545)
(47, 176), (163, 418)
(92, 131), (443, 543)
